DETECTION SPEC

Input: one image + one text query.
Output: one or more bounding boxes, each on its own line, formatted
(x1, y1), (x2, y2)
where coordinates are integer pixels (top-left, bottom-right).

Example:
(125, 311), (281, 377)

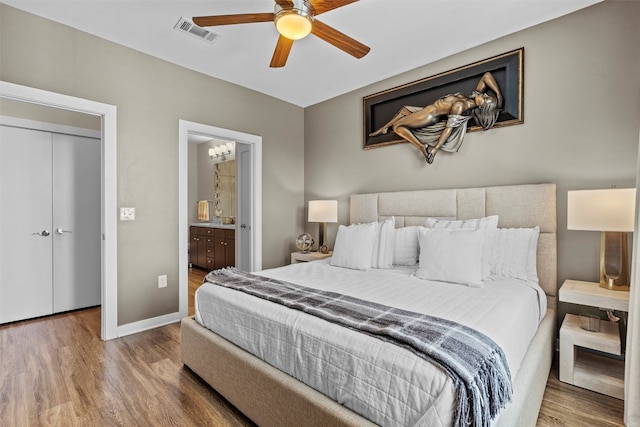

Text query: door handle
(32, 230), (51, 236)
(55, 228), (72, 235)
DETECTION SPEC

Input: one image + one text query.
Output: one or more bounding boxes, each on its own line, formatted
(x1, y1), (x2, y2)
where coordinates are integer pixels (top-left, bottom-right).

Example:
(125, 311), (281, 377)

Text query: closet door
(52, 133), (101, 312)
(0, 126), (54, 323)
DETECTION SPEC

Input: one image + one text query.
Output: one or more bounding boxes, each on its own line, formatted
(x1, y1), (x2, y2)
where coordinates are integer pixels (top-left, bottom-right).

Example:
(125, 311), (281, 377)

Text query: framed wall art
(363, 48), (523, 152)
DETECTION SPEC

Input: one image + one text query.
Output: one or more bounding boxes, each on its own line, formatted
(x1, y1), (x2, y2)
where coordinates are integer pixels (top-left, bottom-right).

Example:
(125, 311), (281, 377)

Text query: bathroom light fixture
(209, 142), (234, 162)
(567, 188), (636, 290)
(274, 0), (313, 40)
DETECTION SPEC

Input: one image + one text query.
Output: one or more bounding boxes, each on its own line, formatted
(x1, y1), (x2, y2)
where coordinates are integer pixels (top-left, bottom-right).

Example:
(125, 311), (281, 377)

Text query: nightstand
(290, 251), (332, 264)
(559, 280), (630, 399)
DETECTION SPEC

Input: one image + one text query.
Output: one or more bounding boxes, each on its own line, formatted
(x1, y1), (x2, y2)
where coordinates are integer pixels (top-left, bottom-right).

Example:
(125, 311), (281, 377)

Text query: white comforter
(195, 259), (546, 427)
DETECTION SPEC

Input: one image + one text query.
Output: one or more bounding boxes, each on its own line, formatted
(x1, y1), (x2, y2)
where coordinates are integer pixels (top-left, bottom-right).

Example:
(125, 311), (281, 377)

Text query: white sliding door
(52, 133), (101, 312)
(0, 126), (54, 323)
(0, 125), (100, 323)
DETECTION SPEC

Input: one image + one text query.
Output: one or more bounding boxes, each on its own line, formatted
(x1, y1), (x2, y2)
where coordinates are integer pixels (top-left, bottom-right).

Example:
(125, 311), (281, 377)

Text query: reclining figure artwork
(369, 72), (503, 164)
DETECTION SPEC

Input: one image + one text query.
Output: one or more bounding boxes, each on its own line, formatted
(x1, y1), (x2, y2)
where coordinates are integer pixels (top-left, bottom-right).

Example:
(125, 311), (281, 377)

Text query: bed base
(182, 183), (558, 426)
(181, 306), (555, 427)
(181, 316), (376, 427)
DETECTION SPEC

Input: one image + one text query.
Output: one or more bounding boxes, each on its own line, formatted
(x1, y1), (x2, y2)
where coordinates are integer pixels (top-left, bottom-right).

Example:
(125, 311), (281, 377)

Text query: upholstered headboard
(350, 183), (557, 297)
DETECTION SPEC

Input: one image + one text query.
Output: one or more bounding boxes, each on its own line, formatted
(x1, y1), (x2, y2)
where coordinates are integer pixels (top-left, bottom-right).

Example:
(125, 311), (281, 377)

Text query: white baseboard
(116, 311), (186, 337)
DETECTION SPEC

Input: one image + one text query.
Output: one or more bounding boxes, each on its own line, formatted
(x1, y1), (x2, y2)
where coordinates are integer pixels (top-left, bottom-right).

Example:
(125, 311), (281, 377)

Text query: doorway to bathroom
(178, 120), (262, 316)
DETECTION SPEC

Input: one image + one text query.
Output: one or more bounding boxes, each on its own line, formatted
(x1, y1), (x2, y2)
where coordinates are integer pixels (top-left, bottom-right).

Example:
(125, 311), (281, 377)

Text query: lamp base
(600, 280), (629, 291)
(599, 231), (630, 291)
(317, 222), (327, 251)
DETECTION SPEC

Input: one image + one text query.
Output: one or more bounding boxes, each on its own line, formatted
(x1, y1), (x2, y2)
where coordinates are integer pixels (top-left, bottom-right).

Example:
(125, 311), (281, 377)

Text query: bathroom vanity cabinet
(189, 226), (235, 270)
(190, 226), (215, 270)
(214, 228), (235, 270)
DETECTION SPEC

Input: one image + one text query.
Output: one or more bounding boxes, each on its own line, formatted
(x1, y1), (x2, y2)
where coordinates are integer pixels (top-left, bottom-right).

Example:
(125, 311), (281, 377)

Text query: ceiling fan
(192, 0), (370, 68)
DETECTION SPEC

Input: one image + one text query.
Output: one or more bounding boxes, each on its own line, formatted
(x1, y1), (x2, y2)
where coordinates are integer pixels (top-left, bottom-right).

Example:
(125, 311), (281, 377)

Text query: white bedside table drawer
(559, 280), (629, 312)
(559, 313), (624, 399)
(560, 313), (620, 356)
(558, 279), (629, 400)
(290, 251), (332, 264)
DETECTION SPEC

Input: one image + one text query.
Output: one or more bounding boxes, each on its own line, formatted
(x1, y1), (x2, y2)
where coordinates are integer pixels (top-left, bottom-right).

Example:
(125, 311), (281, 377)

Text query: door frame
(0, 81), (118, 340)
(178, 120), (262, 316)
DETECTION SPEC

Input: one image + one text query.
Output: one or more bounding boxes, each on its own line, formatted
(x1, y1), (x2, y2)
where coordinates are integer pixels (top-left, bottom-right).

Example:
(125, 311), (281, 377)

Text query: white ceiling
(4, 0), (601, 107)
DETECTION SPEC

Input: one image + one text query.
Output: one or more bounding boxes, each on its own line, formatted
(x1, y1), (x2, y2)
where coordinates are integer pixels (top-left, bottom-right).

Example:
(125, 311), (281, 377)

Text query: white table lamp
(567, 188), (636, 290)
(308, 200), (338, 251)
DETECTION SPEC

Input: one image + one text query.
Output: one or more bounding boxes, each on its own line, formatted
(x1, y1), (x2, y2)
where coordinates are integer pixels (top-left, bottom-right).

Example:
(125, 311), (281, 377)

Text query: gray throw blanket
(205, 268), (512, 427)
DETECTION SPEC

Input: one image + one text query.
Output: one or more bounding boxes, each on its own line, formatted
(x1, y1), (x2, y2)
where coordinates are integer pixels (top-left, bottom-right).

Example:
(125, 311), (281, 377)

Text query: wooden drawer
(214, 228), (235, 239)
(192, 226), (214, 236)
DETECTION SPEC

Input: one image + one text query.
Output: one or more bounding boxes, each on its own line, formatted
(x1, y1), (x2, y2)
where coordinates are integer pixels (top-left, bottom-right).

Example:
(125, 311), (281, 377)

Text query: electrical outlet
(120, 207), (135, 221)
(158, 274), (167, 288)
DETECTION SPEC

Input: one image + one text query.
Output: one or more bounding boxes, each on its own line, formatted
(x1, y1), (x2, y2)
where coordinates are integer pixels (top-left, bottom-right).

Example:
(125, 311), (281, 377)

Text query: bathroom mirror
(188, 136), (236, 225)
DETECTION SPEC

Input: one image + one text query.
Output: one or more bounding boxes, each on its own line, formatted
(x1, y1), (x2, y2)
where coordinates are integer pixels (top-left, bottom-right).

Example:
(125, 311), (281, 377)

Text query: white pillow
(415, 228), (485, 287)
(425, 215), (499, 230)
(425, 215), (499, 279)
(331, 222), (379, 271)
(393, 226), (422, 266)
(489, 226), (540, 282)
(371, 217), (395, 269)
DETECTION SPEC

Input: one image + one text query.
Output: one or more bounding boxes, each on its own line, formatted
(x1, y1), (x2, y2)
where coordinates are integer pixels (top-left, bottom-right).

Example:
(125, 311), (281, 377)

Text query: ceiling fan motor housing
(274, 0), (314, 40)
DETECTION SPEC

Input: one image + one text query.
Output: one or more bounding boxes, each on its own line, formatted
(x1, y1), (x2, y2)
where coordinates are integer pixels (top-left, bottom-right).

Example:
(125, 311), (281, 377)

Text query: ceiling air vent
(174, 17), (220, 43)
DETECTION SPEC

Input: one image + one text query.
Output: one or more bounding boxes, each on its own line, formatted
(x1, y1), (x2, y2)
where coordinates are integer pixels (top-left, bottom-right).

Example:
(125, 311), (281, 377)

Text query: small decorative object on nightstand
(291, 251), (332, 264)
(295, 233), (314, 253)
(559, 279), (630, 399)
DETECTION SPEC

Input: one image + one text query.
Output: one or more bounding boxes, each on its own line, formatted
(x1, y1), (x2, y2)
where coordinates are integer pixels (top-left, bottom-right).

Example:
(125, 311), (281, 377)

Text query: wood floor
(0, 267), (625, 426)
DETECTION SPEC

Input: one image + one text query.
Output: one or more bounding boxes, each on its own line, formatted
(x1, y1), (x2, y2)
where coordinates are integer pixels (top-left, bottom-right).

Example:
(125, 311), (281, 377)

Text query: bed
(181, 183), (557, 427)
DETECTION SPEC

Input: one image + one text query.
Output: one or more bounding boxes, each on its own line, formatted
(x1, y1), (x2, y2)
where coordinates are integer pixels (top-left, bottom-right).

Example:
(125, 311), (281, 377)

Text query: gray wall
(187, 144), (199, 225)
(0, 4), (304, 325)
(304, 1), (640, 292)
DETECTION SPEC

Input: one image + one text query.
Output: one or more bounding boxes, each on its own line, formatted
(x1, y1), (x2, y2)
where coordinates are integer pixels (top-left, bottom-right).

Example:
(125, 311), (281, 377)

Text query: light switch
(158, 274), (167, 288)
(120, 207), (135, 221)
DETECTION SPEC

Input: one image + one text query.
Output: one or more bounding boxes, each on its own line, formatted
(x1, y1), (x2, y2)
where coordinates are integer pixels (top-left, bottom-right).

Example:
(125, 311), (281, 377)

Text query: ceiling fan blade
(193, 13), (274, 27)
(311, 20), (370, 59)
(270, 36), (295, 68)
(309, 0), (359, 15)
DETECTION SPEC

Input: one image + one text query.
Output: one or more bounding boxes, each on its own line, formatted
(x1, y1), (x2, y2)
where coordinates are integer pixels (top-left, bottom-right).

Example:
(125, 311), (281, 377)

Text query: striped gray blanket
(205, 268), (512, 427)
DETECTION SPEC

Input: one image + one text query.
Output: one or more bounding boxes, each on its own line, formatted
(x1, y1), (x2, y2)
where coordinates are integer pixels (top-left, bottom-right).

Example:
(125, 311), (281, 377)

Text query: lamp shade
(567, 188), (636, 232)
(308, 200), (338, 223)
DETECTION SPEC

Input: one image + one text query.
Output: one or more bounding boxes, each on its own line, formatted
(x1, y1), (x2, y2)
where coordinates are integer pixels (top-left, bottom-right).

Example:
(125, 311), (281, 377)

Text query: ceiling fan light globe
(275, 8), (313, 40)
